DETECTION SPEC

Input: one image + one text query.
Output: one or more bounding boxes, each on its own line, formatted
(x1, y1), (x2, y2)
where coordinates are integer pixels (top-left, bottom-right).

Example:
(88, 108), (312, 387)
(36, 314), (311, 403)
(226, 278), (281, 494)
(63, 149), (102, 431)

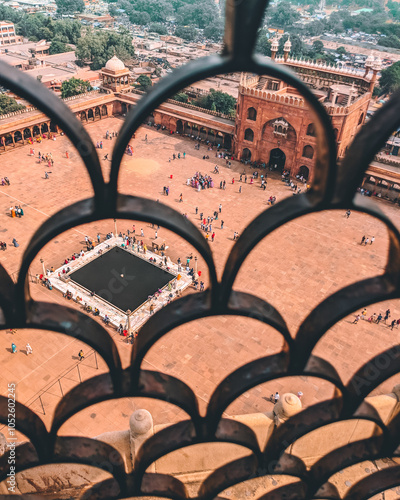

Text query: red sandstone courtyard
(0, 116), (399, 439)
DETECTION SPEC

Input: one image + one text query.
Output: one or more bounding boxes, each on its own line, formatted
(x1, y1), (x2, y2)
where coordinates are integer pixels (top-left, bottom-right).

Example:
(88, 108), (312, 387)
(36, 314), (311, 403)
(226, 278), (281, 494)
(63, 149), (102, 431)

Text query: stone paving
(0, 116), (399, 448)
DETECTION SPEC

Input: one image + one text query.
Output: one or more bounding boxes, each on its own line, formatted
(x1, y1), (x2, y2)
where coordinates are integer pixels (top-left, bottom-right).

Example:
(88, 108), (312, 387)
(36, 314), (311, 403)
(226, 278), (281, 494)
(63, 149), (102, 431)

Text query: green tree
(379, 61), (400, 95)
(278, 34), (304, 58)
(195, 89), (236, 115)
(56, 0), (85, 16)
(337, 46), (347, 58)
(204, 20), (224, 42)
(135, 74), (152, 91)
(173, 92), (189, 102)
(129, 10), (151, 24)
(61, 77), (92, 98)
(176, 1), (218, 29)
(75, 29), (135, 70)
(268, 1), (300, 26)
(49, 40), (73, 54)
(0, 94), (25, 114)
(256, 28), (271, 56)
(148, 22), (168, 34)
(312, 40), (324, 54)
(175, 25), (197, 41)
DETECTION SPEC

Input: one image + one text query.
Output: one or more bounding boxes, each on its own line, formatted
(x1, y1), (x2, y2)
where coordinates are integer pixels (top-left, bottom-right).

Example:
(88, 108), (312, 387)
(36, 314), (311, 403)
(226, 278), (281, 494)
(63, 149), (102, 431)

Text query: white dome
(271, 38), (279, 50)
(284, 38), (291, 51)
(105, 55), (125, 72)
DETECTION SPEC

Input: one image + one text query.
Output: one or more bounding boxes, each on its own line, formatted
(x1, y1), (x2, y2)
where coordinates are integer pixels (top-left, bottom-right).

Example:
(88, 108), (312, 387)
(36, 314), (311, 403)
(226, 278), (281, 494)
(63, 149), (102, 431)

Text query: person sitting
(93, 308), (100, 316)
(104, 315), (110, 325)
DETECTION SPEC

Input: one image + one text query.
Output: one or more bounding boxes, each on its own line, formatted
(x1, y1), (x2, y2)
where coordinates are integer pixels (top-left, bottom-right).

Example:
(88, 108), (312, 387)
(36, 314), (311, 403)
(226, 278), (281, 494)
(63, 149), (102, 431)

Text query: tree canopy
(148, 22), (168, 35)
(61, 78), (92, 98)
(175, 25), (198, 41)
(268, 1), (301, 26)
(49, 40), (73, 55)
(0, 94), (25, 115)
(194, 89), (236, 115)
(379, 61), (400, 95)
(135, 74), (152, 91)
(56, 0), (85, 16)
(75, 29), (135, 70)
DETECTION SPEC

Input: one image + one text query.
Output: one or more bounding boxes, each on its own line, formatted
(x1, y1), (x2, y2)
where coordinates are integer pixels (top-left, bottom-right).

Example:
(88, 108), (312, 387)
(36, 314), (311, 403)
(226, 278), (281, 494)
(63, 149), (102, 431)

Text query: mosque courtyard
(0, 115), (399, 440)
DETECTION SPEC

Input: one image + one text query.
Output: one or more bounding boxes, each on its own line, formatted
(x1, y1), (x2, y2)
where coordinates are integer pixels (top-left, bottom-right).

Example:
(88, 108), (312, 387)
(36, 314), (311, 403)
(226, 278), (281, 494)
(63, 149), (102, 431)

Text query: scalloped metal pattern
(0, 0), (400, 497)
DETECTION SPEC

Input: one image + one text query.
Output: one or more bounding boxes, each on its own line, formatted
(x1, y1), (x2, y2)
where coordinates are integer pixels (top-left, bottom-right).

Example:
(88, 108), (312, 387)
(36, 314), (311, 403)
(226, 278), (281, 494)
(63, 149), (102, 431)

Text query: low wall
(1, 388), (399, 497)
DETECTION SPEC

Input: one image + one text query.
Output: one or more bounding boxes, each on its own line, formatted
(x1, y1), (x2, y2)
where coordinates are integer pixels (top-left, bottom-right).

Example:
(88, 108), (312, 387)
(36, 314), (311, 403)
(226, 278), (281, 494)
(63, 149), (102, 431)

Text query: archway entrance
(176, 119), (183, 134)
(299, 165), (309, 180)
(242, 148), (251, 161)
(269, 148), (286, 171)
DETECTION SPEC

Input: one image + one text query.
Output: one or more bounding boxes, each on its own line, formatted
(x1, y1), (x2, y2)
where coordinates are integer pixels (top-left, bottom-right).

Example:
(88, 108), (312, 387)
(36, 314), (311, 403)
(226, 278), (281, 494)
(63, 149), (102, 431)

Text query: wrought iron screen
(0, 0), (400, 498)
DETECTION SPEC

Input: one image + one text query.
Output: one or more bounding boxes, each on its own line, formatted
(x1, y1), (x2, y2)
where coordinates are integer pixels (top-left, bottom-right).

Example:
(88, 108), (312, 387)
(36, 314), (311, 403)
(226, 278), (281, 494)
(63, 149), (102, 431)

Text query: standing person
(149, 303), (155, 315)
(179, 193), (183, 202)
(390, 319), (396, 330)
(155, 230), (158, 239)
(183, 151), (186, 159)
(145, 134), (148, 142)
(219, 204), (222, 213)
(211, 232), (215, 242)
(364, 237), (370, 245)
(26, 343), (33, 355)
(360, 235), (365, 245)
(239, 185), (242, 193)
(44, 171), (49, 179)
(370, 236), (375, 244)
(97, 233), (101, 243)
(384, 309), (391, 322)
(66, 151), (69, 159)
(361, 308), (367, 320)
(195, 207), (198, 215)
(376, 313), (383, 324)
(345, 209), (351, 218)
(141, 228), (144, 237)
(274, 392), (280, 404)
(11, 343), (17, 354)
(232, 178), (235, 184)
(78, 349), (84, 361)
(221, 220), (224, 229)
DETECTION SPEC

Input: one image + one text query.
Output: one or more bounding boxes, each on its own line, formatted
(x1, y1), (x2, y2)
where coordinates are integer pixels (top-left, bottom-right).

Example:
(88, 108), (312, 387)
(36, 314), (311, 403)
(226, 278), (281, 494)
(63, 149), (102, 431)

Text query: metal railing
(0, 0), (399, 498)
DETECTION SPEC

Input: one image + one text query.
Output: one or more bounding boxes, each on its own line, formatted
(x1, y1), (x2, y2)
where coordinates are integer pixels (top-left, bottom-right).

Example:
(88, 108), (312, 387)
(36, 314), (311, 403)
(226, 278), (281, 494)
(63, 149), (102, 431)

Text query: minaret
(283, 37), (291, 63)
(271, 38), (279, 61)
(369, 56), (382, 93)
(363, 53), (374, 78)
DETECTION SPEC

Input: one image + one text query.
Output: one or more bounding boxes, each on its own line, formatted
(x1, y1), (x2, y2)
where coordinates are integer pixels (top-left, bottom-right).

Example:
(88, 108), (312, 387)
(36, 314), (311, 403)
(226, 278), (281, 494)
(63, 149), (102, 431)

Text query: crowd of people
(188, 172), (214, 190)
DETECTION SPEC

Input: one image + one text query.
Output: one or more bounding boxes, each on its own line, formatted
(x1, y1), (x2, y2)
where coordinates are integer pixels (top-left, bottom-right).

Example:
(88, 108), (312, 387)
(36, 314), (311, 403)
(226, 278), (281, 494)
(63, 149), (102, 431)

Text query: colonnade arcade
(0, 104), (110, 150)
(175, 119), (232, 150)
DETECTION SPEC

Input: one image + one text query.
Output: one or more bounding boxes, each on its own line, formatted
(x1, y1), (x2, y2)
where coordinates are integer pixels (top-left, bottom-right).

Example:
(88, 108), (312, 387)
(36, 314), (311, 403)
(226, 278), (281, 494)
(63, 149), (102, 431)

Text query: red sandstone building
(233, 40), (381, 180)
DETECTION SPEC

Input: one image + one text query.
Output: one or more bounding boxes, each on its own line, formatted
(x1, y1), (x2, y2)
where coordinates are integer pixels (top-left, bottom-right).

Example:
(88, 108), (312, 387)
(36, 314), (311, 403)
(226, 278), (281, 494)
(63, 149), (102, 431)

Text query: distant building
(0, 22), (22, 46)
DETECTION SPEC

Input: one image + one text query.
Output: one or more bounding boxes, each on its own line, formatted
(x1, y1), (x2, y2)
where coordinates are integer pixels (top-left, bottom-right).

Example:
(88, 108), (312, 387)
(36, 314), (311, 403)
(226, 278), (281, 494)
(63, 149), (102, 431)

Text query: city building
(0, 22), (22, 46)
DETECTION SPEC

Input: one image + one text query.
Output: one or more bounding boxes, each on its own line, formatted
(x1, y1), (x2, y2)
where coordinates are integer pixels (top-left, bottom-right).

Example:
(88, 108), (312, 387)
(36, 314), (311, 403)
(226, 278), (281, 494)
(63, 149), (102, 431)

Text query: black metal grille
(0, 0), (400, 498)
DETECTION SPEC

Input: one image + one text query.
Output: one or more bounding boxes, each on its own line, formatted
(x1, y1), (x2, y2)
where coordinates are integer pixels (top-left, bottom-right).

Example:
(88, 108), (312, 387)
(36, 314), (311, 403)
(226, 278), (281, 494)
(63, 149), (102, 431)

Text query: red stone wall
(234, 90), (370, 181)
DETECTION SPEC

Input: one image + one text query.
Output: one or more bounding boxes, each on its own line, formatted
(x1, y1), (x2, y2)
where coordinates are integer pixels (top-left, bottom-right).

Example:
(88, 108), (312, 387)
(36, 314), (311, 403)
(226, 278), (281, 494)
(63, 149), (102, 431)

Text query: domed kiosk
(100, 55), (130, 92)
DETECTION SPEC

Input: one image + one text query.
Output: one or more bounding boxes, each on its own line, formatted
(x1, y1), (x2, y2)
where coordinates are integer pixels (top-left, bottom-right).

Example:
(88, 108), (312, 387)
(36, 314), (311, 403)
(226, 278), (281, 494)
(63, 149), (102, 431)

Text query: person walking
(370, 236), (375, 244)
(360, 235), (365, 245)
(26, 343), (33, 355)
(352, 315), (360, 324)
(97, 233), (101, 243)
(179, 193), (183, 202)
(141, 228), (144, 237)
(195, 207), (198, 215)
(232, 178), (235, 184)
(145, 134), (148, 142)
(384, 309), (391, 323)
(221, 220), (224, 229)
(364, 238), (370, 245)
(239, 185), (242, 193)
(44, 171), (49, 179)
(345, 209), (351, 218)
(78, 349), (84, 361)
(390, 319), (396, 330)
(274, 392), (280, 404)
(11, 343), (17, 354)
(377, 313), (383, 324)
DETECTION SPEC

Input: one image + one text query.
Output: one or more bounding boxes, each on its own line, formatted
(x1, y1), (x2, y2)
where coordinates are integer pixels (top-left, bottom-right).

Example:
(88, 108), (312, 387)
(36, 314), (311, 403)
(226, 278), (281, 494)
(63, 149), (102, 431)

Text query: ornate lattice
(0, 0), (400, 498)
